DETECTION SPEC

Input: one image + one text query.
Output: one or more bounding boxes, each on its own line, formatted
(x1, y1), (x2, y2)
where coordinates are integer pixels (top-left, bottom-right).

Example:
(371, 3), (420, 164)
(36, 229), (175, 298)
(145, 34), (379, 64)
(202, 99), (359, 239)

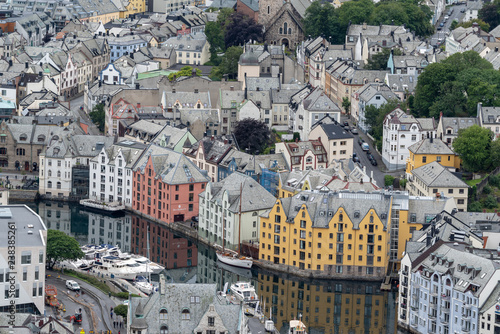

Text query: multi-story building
(406, 161), (469, 211)
(39, 135), (115, 198)
(382, 107), (437, 171)
(406, 138), (461, 176)
(108, 35), (149, 62)
(275, 140), (327, 171)
(163, 32), (210, 65)
(260, 189), (456, 278)
(293, 88), (341, 141)
(89, 140), (147, 208)
(0, 205), (47, 315)
(309, 121), (354, 164)
(477, 103), (500, 140)
(198, 172), (275, 250)
(132, 143), (209, 223)
(436, 116), (478, 146)
(399, 241), (500, 334)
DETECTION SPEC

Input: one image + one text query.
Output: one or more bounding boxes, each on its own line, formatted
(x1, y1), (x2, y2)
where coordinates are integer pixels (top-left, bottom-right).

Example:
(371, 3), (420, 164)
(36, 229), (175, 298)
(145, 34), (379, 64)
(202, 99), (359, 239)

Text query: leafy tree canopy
(205, 8), (234, 62)
(89, 103), (105, 133)
(365, 48), (402, 70)
(224, 13), (263, 48)
(479, 1), (500, 29)
(455, 19), (490, 32)
(303, 0), (433, 44)
(233, 118), (272, 154)
(114, 304), (128, 319)
(453, 125), (493, 173)
(413, 51), (499, 118)
(210, 46), (243, 81)
(46, 229), (84, 270)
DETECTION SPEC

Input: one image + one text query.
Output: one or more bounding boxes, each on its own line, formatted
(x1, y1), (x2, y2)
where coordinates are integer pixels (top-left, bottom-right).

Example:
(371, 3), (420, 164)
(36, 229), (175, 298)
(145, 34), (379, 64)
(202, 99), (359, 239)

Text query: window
(21, 251), (31, 264)
(160, 309), (168, 320)
(160, 326), (168, 334)
(208, 317), (215, 326)
(181, 309), (190, 320)
(422, 156), (427, 163)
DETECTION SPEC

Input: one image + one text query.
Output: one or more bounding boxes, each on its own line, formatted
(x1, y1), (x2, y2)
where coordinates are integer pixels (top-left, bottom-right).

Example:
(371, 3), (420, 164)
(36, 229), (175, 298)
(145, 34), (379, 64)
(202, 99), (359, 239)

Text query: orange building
(132, 144), (209, 223)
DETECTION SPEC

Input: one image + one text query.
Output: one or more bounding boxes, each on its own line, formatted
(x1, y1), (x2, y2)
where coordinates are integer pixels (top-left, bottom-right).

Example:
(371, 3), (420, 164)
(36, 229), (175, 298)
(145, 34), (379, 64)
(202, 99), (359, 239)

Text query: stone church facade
(259, 0), (309, 49)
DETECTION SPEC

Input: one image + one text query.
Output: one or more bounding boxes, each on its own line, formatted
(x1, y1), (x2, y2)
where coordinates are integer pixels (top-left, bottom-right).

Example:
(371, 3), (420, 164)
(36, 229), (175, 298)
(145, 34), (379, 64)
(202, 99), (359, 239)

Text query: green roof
(137, 70), (177, 80)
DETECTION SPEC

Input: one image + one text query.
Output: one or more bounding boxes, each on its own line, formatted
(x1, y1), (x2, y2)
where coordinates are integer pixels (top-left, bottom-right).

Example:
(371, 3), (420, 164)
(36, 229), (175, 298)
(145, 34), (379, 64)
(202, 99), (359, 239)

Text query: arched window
(160, 309), (168, 320)
(38, 135), (45, 142)
(306, 157), (312, 163)
(160, 325), (168, 334)
(47, 181), (52, 188)
(370, 216), (374, 223)
(279, 28), (282, 34)
(19, 134), (27, 141)
(181, 309), (190, 320)
(284, 22), (288, 35)
(288, 28), (292, 34)
(56, 182), (61, 189)
(48, 170), (52, 177)
(57, 171), (61, 177)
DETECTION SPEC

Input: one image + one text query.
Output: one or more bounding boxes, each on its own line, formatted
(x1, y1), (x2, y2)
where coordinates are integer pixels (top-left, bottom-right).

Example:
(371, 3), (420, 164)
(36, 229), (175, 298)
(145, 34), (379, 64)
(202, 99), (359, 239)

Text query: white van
(66, 280), (80, 291)
(361, 143), (370, 151)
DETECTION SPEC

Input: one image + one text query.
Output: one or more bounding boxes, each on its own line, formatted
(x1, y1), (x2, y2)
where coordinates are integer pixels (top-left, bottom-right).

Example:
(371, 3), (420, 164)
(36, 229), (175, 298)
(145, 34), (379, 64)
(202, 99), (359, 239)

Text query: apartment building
(406, 138), (461, 176)
(309, 121), (354, 164)
(477, 103), (500, 140)
(382, 107), (436, 171)
(436, 116), (478, 146)
(0, 206), (47, 315)
(132, 143), (209, 223)
(275, 140), (328, 171)
(89, 140), (147, 208)
(198, 172), (275, 250)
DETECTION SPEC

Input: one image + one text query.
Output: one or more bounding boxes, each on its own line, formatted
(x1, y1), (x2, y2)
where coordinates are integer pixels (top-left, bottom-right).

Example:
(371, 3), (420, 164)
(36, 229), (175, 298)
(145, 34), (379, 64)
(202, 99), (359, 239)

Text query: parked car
(344, 125), (350, 131)
(460, 8), (465, 12)
(358, 138), (365, 146)
(439, 22), (444, 27)
(350, 127), (358, 135)
(367, 154), (375, 161)
(371, 159), (378, 166)
(361, 143), (370, 151)
(66, 280), (80, 291)
(353, 155), (360, 163)
(343, 121), (349, 127)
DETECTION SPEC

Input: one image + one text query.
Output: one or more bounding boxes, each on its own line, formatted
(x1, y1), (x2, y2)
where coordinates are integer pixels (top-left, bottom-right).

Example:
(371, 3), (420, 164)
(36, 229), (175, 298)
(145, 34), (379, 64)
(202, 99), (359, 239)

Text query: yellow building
(260, 191), (393, 279)
(119, 0), (146, 18)
(259, 190), (457, 276)
(405, 137), (460, 175)
(257, 273), (389, 333)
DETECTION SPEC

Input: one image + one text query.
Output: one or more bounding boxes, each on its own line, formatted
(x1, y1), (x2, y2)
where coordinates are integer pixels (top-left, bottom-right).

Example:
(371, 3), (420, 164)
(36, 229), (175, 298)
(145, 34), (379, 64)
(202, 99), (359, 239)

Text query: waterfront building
(198, 172), (276, 250)
(259, 190), (456, 278)
(0, 205), (47, 315)
(89, 140), (147, 208)
(405, 137), (461, 176)
(39, 135), (115, 198)
(128, 281), (244, 333)
(132, 143), (209, 223)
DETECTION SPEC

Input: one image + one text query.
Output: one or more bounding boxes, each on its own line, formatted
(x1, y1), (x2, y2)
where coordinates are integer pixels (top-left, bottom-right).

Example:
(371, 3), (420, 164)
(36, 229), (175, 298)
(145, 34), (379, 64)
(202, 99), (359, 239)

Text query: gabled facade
(275, 140), (327, 171)
(477, 103), (500, 139)
(309, 121), (354, 164)
(406, 138), (461, 176)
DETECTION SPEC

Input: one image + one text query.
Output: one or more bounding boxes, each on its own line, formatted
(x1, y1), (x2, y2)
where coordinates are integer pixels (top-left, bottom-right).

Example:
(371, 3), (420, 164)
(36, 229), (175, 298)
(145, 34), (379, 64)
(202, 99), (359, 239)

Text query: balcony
(440, 316), (449, 323)
(428, 312), (437, 319)
(411, 319), (418, 327)
(462, 326), (471, 333)
(462, 312), (471, 320)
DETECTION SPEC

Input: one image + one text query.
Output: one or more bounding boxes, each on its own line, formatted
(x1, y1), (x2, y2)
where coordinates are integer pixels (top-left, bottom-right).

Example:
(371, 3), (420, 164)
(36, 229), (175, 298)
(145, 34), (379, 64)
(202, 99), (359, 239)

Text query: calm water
(28, 201), (397, 334)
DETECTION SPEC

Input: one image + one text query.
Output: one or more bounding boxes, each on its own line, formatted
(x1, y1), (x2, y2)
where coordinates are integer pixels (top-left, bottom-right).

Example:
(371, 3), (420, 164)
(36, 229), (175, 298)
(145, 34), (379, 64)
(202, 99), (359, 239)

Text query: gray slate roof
(411, 161), (468, 188)
(408, 138), (455, 155)
(303, 88), (340, 112)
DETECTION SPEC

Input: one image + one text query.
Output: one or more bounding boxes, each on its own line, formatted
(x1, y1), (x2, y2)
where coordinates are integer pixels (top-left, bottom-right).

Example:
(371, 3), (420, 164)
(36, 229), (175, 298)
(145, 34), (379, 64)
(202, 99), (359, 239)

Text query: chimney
(211, 135), (215, 141)
(137, 103), (141, 108)
(224, 139), (228, 144)
(318, 136), (321, 142)
(362, 22), (367, 30)
(230, 86), (234, 91)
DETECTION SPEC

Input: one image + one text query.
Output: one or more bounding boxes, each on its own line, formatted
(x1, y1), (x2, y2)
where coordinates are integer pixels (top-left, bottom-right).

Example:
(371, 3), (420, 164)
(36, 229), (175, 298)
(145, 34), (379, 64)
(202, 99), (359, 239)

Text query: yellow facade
(278, 177), (311, 198)
(82, 12), (121, 24)
(260, 193), (393, 279)
(406, 150), (460, 175)
(119, 0), (146, 18)
(257, 273), (389, 334)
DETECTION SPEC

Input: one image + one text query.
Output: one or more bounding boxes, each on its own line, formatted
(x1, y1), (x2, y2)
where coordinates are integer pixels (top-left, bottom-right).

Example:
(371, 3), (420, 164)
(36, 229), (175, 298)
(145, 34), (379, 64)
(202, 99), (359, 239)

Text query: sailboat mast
(147, 224), (151, 283)
(238, 182), (242, 255)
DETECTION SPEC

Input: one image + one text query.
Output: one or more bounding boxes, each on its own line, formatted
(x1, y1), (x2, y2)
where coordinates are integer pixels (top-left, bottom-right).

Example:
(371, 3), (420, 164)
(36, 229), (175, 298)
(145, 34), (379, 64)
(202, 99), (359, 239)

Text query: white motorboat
(216, 250), (253, 269)
(230, 282), (258, 303)
(92, 256), (138, 280)
(134, 256), (164, 274)
(217, 260), (252, 278)
(289, 320), (307, 334)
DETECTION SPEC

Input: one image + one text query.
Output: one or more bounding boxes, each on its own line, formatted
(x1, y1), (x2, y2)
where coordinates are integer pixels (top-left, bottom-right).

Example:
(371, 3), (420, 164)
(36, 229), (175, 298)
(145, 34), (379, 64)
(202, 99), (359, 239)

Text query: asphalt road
(430, 3), (467, 46)
(46, 270), (123, 334)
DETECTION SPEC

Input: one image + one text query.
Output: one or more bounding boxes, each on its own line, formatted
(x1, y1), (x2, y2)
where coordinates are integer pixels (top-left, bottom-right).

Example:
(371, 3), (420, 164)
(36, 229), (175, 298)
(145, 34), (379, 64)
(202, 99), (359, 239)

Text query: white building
(0, 206), (47, 315)
(399, 242), (500, 334)
(198, 172), (276, 250)
(293, 88), (341, 141)
(477, 103), (500, 140)
(382, 107), (436, 171)
(89, 140), (147, 207)
(39, 135), (115, 198)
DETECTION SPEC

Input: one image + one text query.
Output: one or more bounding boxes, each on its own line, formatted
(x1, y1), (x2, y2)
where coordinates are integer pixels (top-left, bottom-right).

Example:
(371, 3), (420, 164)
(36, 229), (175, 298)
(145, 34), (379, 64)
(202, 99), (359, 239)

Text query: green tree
(46, 229), (84, 270)
(342, 97), (351, 117)
(303, 1), (342, 42)
(89, 103), (105, 133)
(210, 46), (243, 81)
(453, 125), (493, 173)
(479, 3), (500, 29)
(168, 66), (201, 81)
(205, 8), (234, 62)
(224, 13), (263, 48)
(114, 304), (128, 319)
(450, 19), (459, 30)
(385, 175), (395, 187)
(365, 48), (402, 70)
(456, 19), (490, 32)
(491, 139), (500, 168)
(233, 118), (271, 154)
(336, 0), (374, 31)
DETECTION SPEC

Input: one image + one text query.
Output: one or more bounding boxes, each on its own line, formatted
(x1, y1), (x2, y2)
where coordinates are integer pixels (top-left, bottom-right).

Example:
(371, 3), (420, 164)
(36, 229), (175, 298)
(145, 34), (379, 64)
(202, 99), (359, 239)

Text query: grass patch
(465, 177), (486, 187)
(63, 269), (133, 299)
